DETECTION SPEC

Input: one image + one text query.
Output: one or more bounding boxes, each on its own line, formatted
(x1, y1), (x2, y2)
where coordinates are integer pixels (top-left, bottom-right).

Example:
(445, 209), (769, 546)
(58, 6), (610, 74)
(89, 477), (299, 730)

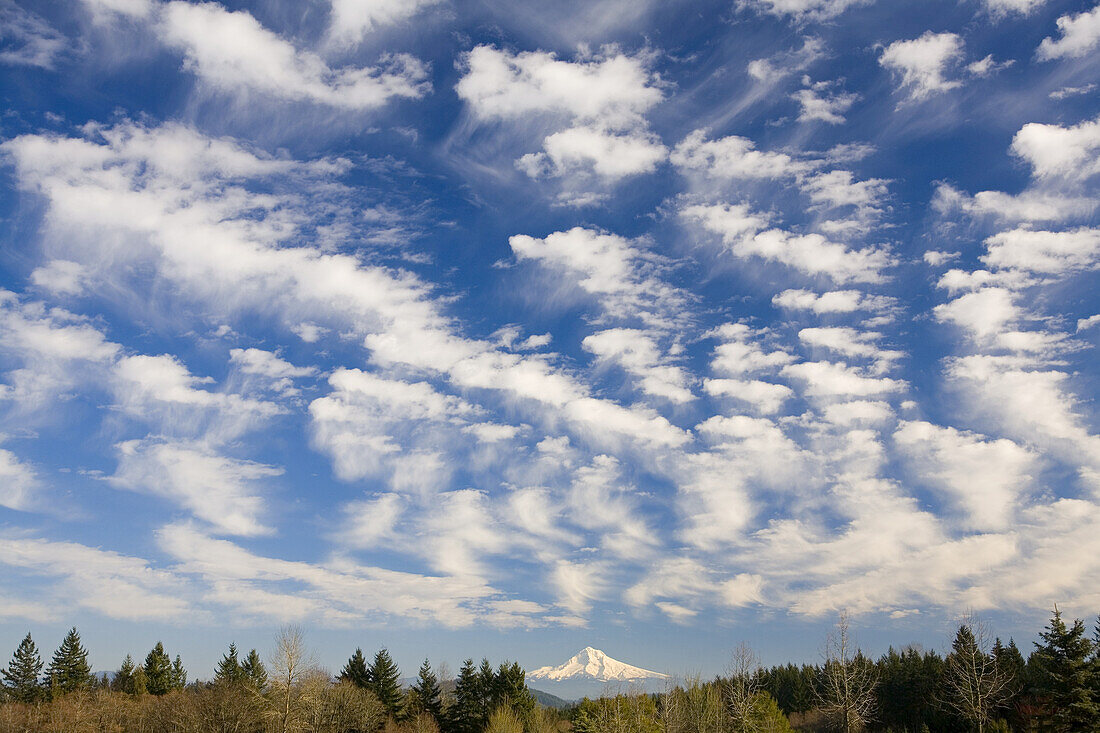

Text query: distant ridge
(529, 687), (572, 708)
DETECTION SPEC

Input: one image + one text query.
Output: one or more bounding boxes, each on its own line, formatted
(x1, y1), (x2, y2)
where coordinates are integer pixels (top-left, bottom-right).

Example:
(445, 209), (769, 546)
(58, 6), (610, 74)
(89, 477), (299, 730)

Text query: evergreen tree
(1033, 606), (1098, 731)
(46, 627), (93, 694)
(369, 647), (404, 718)
(450, 658), (485, 733)
(130, 664), (148, 696)
(491, 662), (534, 720)
(2, 633), (43, 703)
(242, 648), (267, 691)
(214, 642), (243, 684)
(112, 654), (135, 694)
(339, 647), (371, 689)
(411, 658), (443, 720)
(143, 642), (174, 695)
(171, 654), (187, 690)
(993, 638), (1026, 725)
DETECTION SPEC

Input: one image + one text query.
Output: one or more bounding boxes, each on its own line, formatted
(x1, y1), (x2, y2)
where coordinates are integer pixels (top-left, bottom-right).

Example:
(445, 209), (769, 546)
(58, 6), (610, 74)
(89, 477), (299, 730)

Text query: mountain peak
(528, 647), (668, 682)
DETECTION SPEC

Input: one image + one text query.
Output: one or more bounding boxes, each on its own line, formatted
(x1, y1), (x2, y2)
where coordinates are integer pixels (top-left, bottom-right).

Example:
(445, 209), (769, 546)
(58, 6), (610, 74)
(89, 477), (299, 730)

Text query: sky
(0, 0), (1098, 682)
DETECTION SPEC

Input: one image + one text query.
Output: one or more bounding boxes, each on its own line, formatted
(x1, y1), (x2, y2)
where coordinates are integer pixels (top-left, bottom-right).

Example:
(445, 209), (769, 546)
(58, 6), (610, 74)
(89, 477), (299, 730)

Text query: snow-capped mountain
(529, 647), (668, 683)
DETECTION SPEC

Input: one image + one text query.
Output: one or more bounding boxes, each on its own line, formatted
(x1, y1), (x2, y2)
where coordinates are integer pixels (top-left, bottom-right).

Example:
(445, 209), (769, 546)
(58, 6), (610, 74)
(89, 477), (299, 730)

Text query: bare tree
(940, 613), (1013, 733)
(269, 625), (318, 733)
(816, 612), (876, 733)
(724, 642), (762, 733)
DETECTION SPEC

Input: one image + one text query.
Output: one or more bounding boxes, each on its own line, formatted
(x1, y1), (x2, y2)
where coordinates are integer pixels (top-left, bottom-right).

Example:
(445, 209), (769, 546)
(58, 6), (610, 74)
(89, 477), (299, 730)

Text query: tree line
(1, 606), (1099, 732)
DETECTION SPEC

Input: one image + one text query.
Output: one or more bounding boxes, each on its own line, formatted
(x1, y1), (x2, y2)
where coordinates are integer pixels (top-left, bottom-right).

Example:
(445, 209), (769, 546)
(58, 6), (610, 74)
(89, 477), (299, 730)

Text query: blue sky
(0, 0), (1098, 680)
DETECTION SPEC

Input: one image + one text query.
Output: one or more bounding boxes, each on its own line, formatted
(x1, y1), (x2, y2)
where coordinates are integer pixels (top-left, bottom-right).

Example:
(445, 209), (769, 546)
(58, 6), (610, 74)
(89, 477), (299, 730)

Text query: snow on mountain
(528, 647), (668, 682)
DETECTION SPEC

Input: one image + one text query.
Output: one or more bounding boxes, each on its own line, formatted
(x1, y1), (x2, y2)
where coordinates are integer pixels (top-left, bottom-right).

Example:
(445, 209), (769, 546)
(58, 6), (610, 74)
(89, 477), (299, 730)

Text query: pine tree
(214, 642), (243, 684)
(369, 648), (404, 718)
(450, 658), (485, 733)
(411, 658), (443, 720)
(492, 662), (534, 720)
(144, 642), (174, 695)
(46, 627), (93, 694)
(1033, 606), (1098, 731)
(340, 648), (371, 689)
(171, 654), (187, 690)
(130, 665), (148, 695)
(2, 633), (43, 703)
(242, 648), (267, 691)
(112, 654), (135, 694)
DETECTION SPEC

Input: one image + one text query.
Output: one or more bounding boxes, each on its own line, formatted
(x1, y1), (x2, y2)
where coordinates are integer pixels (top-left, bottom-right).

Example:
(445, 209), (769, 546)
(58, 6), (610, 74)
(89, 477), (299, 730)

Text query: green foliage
(2, 633), (43, 703)
(750, 691), (795, 732)
(340, 647), (371, 689)
(573, 694), (661, 733)
(171, 655), (187, 690)
(213, 642), (243, 685)
(112, 654), (136, 695)
(369, 647), (404, 718)
(143, 642), (174, 696)
(130, 664), (148, 696)
(411, 658), (443, 721)
(1032, 606), (1099, 731)
(491, 661), (534, 721)
(46, 627), (93, 695)
(241, 647), (267, 692)
(449, 658), (484, 733)
(484, 704), (524, 733)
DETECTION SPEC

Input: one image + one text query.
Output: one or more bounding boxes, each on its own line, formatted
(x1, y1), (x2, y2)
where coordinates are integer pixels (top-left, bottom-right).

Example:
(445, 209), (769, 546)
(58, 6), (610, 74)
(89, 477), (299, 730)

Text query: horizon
(1, 0), (1098, 686)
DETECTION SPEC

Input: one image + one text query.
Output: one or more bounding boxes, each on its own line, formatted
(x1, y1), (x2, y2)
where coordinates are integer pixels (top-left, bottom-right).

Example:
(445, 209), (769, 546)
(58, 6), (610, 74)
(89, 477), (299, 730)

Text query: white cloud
(933, 288), (1020, 340)
(111, 438), (281, 536)
(704, 378), (793, 415)
(29, 260), (86, 295)
(79, 0), (154, 21)
(0, 534), (191, 621)
(159, 1), (429, 109)
(517, 126), (667, 180)
(772, 288), (894, 313)
(583, 328), (693, 403)
(568, 455), (659, 558)
(325, 0), (444, 47)
(1038, 4), (1100, 60)
(934, 183), (1097, 224)
(510, 227), (687, 328)
(799, 326), (901, 373)
(1077, 314), (1100, 332)
(982, 227), (1100, 274)
(822, 400), (893, 425)
(983, 0), (1047, 16)
(781, 360), (905, 397)
(157, 521), (515, 627)
(802, 170), (888, 215)
(0, 289), (120, 412)
(739, 0), (871, 20)
(0, 448), (39, 511)
(672, 130), (809, 180)
(332, 492), (404, 549)
(114, 354), (284, 439)
(230, 347), (319, 394)
(792, 86), (857, 124)
(685, 204), (892, 283)
(1011, 116), (1100, 180)
(946, 355), (1100, 467)
(880, 31), (965, 101)
(895, 420), (1037, 531)
(456, 45), (661, 129)
(0, 3), (66, 69)
(709, 323), (794, 376)
(1050, 83), (1096, 100)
